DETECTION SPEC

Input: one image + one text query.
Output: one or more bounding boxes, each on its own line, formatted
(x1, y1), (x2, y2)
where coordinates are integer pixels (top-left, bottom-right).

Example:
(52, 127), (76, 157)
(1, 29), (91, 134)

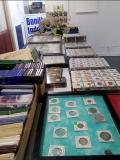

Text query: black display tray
(33, 91), (120, 160)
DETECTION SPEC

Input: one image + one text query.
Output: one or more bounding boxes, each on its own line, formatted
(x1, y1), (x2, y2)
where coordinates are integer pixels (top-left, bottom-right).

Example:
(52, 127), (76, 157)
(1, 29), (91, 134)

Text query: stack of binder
(0, 91), (33, 160)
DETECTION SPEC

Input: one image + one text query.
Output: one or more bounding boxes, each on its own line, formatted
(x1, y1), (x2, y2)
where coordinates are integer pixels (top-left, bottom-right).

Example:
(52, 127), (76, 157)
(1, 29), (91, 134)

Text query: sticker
(66, 110), (79, 118)
(74, 121), (88, 131)
(53, 127), (67, 138)
(87, 107), (99, 115)
(48, 114), (60, 122)
(75, 136), (91, 148)
(83, 97), (96, 105)
(48, 145), (65, 156)
(93, 113), (106, 123)
(49, 98), (60, 105)
(48, 106), (60, 114)
(97, 131), (114, 142)
(65, 101), (77, 108)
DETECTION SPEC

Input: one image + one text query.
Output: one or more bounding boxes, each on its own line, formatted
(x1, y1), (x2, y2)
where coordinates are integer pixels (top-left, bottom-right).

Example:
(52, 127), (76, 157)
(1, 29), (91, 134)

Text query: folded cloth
(0, 153), (15, 160)
(0, 123), (23, 138)
(0, 135), (20, 147)
(0, 144), (17, 154)
(0, 107), (28, 116)
(0, 115), (26, 125)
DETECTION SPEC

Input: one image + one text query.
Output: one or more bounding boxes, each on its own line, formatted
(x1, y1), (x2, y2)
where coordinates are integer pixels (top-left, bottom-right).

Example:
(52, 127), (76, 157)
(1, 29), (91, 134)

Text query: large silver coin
(94, 113), (105, 122)
(78, 138), (88, 146)
(51, 147), (63, 156)
(100, 132), (112, 141)
(67, 101), (75, 107)
(55, 128), (66, 137)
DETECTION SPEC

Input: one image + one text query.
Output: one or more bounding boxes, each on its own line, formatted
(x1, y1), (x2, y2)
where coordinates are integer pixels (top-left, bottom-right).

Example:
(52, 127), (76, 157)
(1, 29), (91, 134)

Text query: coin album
(69, 58), (110, 70)
(71, 69), (120, 91)
(66, 48), (97, 57)
(33, 93), (120, 160)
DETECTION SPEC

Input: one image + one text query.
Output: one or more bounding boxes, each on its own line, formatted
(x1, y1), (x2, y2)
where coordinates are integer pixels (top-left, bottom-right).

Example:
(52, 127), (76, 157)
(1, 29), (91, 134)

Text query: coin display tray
(69, 58), (110, 70)
(66, 48), (97, 57)
(35, 94), (120, 158)
(71, 69), (120, 91)
(65, 42), (91, 49)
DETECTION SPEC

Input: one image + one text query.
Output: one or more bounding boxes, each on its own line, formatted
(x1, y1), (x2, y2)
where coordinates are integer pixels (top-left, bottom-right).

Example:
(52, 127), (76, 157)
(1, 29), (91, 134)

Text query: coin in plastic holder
(49, 98), (60, 105)
(65, 101), (77, 108)
(48, 145), (65, 156)
(97, 130), (114, 142)
(75, 136), (91, 148)
(49, 106), (60, 114)
(93, 113), (106, 123)
(53, 127), (67, 138)
(83, 97), (96, 105)
(48, 114), (60, 122)
(87, 107), (99, 115)
(66, 110), (79, 118)
(74, 121), (88, 131)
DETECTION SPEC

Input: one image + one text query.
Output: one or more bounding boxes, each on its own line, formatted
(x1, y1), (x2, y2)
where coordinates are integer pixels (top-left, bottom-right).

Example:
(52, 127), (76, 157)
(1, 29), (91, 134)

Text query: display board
(34, 94), (120, 159)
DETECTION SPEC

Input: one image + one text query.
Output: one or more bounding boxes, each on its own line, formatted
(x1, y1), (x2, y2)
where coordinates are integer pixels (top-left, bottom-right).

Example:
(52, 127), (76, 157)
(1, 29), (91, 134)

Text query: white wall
(0, 1), (7, 31)
(69, 1), (120, 56)
(6, 1), (26, 50)
(45, 1), (120, 56)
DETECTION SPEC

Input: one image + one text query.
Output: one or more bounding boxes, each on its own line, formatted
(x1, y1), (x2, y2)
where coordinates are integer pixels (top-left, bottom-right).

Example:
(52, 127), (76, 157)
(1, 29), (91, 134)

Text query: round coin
(51, 115), (58, 120)
(50, 98), (58, 103)
(51, 147), (63, 156)
(69, 111), (77, 116)
(77, 123), (84, 129)
(100, 131), (112, 141)
(55, 128), (66, 137)
(67, 101), (75, 107)
(52, 107), (59, 112)
(78, 138), (88, 146)
(88, 107), (98, 114)
(94, 113), (105, 122)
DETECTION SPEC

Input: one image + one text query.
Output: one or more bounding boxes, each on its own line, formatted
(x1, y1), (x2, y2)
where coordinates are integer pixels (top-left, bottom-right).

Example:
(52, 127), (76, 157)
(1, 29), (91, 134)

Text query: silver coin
(50, 98), (58, 103)
(51, 115), (58, 120)
(67, 101), (75, 107)
(51, 147), (63, 156)
(55, 128), (66, 137)
(52, 107), (59, 112)
(69, 111), (76, 116)
(94, 113), (105, 122)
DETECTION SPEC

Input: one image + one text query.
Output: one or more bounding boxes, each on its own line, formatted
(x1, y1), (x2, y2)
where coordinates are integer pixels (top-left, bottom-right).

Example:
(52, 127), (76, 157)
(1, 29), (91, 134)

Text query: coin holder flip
(49, 98), (60, 105)
(53, 127), (67, 138)
(83, 97), (96, 105)
(93, 113), (106, 123)
(74, 121), (88, 131)
(97, 130), (114, 142)
(66, 110), (79, 118)
(87, 107), (99, 115)
(65, 101), (77, 108)
(48, 145), (65, 156)
(48, 114), (60, 122)
(48, 106), (60, 114)
(75, 136), (92, 148)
